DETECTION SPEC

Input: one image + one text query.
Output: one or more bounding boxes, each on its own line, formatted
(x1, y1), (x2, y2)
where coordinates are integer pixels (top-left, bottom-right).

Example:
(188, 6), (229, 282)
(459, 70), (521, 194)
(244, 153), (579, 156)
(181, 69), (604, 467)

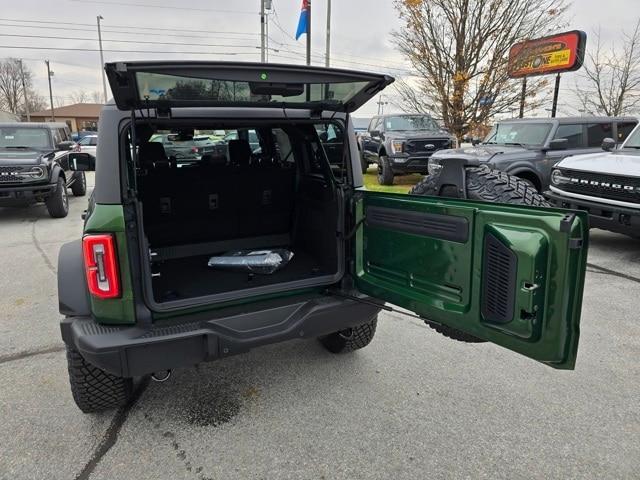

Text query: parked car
(359, 114), (456, 184)
(149, 132), (215, 162)
(74, 134), (98, 159)
(0, 122), (86, 218)
(545, 124), (640, 237)
(428, 116), (638, 192)
(59, 61), (588, 413)
(71, 130), (94, 142)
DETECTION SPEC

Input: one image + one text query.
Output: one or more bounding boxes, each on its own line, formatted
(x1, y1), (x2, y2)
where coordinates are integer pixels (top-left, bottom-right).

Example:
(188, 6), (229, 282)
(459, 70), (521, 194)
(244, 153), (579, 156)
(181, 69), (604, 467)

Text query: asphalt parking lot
(1, 175), (639, 480)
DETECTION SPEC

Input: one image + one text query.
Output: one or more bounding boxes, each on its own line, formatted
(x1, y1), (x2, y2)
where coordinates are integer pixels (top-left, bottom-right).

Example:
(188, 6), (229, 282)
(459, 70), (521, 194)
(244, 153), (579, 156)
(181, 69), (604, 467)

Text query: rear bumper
(0, 181), (57, 204)
(545, 190), (640, 236)
(61, 294), (380, 378)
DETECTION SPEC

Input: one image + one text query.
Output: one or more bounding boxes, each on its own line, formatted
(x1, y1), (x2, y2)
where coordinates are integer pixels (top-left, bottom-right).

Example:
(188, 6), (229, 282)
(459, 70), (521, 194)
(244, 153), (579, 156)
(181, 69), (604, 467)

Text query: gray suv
(428, 116), (638, 192)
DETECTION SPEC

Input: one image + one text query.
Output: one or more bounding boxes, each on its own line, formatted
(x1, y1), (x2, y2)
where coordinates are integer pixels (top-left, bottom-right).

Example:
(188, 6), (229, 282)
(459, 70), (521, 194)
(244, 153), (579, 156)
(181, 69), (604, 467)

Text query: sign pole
(551, 73), (561, 118)
(519, 77), (527, 118)
(306, 0), (311, 66)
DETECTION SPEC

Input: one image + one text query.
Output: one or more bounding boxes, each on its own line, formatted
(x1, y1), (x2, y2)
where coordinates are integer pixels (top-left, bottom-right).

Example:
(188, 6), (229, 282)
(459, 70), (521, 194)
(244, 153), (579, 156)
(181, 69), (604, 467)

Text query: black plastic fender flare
(58, 240), (91, 316)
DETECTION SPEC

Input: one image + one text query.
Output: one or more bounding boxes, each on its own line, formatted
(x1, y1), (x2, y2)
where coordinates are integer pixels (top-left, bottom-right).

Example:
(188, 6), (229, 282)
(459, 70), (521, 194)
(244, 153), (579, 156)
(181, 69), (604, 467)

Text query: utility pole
(45, 60), (55, 121)
(260, 0), (266, 63)
(377, 95), (388, 115)
(325, 0), (331, 67)
(18, 60), (30, 121)
(97, 15), (108, 103)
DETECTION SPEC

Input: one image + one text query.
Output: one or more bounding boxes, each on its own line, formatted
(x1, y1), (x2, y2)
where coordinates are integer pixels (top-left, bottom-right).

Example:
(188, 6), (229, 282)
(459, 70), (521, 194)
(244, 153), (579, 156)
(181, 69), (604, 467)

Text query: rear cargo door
(104, 62), (393, 113)
(354, 191), (588, 369)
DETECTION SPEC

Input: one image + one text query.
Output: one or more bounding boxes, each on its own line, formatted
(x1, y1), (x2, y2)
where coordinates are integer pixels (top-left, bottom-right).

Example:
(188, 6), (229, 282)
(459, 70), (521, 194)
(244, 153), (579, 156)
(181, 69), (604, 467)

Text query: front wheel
(70, 171), (86, 197)
(66, 346), (133, 413)
(410, 166), (550, 343)
(377, 156), (394, 185)
(45, 177), (69, 218)
(320, 317), (378, 353)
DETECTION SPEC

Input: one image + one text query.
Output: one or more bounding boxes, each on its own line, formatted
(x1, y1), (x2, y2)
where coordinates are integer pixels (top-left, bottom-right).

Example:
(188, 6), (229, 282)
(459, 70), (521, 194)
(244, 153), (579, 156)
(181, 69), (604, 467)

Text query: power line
(0, 18), (259, 37)
(0, 33), (259, 49)
(67, 0), (256, 14)
(0, 45), (259, 56)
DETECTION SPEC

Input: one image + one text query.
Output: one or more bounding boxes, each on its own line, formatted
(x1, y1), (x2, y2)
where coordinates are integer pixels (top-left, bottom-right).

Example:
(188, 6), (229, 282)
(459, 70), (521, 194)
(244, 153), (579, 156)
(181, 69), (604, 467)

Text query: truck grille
(404, 138), (451, 155)
(0, 166), (26, 183)
(558, 169), (640, 204)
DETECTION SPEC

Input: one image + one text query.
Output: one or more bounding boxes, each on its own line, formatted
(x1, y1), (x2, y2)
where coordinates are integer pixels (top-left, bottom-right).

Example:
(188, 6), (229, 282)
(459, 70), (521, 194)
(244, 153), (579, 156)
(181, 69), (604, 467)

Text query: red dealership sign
(508, 30), (587, 78)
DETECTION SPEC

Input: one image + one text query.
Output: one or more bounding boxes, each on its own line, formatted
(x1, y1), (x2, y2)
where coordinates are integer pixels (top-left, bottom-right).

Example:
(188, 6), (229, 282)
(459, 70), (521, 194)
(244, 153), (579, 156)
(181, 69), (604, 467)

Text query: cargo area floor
(151, 249), (329, 302)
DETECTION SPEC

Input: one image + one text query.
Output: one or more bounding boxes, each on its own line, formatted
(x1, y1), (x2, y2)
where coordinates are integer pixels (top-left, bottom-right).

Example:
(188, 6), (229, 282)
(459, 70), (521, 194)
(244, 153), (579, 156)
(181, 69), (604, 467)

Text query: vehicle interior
(127, 119), (348, 307)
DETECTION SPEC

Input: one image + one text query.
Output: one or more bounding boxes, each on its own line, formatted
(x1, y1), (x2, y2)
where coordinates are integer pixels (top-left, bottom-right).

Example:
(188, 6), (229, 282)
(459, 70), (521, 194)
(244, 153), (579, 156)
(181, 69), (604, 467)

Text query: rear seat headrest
(228, 139), (252, 167)
(201, 154), (227, 168)
(139, 142), (169, 168)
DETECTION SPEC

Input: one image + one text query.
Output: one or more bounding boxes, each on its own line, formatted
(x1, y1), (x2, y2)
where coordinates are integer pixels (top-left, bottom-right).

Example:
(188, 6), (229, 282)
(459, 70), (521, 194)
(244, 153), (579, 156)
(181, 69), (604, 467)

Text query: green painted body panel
(355, 191), (588, 370)
(84, 204), (136, 325)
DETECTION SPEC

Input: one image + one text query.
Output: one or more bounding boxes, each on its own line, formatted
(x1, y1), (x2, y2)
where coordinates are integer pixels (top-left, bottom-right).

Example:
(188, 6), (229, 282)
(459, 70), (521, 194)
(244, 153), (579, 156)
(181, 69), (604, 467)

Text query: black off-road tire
(410, 166), (549, 343)
(70, 171), (87, 197)
(320, 317), (378, 353)
(377, 156), (394, 185)
(66, 346), (133, 413)
(45, 177), (69, 218)
(361, 154), (369, 174)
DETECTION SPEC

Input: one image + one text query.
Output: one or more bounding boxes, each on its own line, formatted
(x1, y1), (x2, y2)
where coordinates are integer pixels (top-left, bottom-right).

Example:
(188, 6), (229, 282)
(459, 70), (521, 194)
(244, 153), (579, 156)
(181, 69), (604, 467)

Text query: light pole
(376, 95), (388, 115)
(97, 15), (108, 103)
(19, 59), (30, 121)
(45, 60), (55, 121)
(325, 0), (331, 67)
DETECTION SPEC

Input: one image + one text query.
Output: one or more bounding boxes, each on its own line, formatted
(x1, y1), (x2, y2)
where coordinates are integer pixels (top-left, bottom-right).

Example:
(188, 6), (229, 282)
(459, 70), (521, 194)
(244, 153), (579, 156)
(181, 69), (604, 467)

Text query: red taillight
(82, 234), (121, 299)
(191, 146), (199, 153)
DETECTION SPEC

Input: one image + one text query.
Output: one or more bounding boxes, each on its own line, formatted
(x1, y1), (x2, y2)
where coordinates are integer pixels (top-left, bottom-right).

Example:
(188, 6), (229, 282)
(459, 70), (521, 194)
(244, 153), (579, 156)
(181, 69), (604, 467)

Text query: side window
(554, 124), (584, 148)
(60, 128), (70, 142)
(52, 128), (64, 146)
(617, 122), (637, 143)
(90, 137), (98, 146)
(587, 122), (613, 147)
(368, 117), (378, 132)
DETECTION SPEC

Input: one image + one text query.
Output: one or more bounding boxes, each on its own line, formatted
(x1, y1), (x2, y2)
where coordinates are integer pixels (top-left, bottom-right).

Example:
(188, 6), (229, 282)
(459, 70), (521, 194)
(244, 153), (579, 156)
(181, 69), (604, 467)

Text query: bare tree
(91, 90), (103, 103)
(393, 0), (568, 140)
(0, 58), (45, 116)
(68, 90), (89, 104)
(576, 20), (640, 116)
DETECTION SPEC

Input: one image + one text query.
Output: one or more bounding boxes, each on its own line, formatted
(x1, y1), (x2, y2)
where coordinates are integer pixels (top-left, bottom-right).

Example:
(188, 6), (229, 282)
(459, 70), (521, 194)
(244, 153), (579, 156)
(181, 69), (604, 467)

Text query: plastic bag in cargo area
(207, 249), (294, 274)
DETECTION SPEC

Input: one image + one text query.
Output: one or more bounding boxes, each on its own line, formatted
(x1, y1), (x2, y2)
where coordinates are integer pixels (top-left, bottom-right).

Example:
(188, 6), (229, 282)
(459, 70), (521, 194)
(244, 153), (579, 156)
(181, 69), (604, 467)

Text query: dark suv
(59, 62), (588, 413)
(359, 114), (456, 184)
(428, 116), (638, 192)
(0, 122), (87, 217)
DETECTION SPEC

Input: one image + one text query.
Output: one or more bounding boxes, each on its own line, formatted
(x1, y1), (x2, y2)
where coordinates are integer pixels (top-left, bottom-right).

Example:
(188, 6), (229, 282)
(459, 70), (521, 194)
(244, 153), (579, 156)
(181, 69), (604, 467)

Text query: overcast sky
(1, 0), (638, 118)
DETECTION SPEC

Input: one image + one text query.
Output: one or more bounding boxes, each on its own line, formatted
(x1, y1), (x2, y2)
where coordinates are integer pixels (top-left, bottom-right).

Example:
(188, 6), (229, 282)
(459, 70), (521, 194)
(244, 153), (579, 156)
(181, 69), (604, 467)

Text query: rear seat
(139, 139), (296, 249)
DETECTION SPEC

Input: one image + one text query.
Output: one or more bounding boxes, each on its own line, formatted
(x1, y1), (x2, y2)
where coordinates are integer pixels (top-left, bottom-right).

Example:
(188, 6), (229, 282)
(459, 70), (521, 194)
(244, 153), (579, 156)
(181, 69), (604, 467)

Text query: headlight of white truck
(428, 158), (443, 175)
(551, 169), (570, 185)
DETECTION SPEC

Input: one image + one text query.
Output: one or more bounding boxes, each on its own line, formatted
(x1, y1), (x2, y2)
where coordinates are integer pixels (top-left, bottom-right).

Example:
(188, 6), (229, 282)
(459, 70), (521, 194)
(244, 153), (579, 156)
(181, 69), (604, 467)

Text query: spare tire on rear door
(409, 166), (550, 342)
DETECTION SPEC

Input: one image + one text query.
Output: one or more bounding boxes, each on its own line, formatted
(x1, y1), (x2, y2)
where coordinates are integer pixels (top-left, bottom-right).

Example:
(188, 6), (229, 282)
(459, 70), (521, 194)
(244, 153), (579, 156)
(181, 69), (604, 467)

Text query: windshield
(0, 127), (52, 149)
(384, 115), (439, 131)
(484, 122), (552, 146)
(622, 125), (640, 149)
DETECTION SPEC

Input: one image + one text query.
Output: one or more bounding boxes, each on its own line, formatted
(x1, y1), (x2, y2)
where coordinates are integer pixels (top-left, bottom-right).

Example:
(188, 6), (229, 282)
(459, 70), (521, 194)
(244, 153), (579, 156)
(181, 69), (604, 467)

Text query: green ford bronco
(59, 62), (589, 413)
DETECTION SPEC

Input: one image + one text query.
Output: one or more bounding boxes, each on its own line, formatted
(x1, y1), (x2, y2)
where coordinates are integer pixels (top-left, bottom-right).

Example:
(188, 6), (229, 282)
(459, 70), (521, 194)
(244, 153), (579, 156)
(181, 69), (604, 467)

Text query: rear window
(0, 127), (51, 149)
(136, 72), (368, 108)
(554, 124), (584, 148)
(587, 123), (613, 147)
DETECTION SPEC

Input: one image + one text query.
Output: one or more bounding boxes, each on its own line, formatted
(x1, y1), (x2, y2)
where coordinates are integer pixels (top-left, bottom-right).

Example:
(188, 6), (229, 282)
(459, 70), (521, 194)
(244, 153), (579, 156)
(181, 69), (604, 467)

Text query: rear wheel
(410, 166), (549, 343)
(377, 156), (394, 185)
(70, 172), (86, 197)
(320, 317), (378, 353)
(45, 177), (69, 218)
(360, 153), (369, 174)
(66, 346), (133, 413)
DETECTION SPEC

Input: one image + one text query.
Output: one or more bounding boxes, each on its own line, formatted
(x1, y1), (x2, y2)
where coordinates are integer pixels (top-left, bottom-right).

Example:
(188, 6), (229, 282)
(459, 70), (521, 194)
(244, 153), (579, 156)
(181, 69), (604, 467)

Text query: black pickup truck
(358, 114), (456, 185)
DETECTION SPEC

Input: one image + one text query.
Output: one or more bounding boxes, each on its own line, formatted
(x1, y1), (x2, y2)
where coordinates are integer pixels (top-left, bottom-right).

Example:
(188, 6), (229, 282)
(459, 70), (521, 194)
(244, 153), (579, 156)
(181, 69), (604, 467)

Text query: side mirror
(68, 152), (95, 171)
(57, 141), (75, 151)
(369, 129), (381, 137)
(548, 138), (568, 151)
(602, 137), (616, 151)
(471, 138), (481, 146)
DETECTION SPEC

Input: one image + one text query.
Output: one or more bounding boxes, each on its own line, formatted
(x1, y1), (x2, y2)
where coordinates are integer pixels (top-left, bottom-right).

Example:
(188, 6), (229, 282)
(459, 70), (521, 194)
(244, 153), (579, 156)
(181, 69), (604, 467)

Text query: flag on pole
(295, 0), (310, 40)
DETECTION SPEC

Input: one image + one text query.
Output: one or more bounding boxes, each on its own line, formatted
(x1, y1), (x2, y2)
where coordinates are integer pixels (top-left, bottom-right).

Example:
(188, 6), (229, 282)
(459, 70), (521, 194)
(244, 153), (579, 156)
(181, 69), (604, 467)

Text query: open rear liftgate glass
(355, 192), (588, 370)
